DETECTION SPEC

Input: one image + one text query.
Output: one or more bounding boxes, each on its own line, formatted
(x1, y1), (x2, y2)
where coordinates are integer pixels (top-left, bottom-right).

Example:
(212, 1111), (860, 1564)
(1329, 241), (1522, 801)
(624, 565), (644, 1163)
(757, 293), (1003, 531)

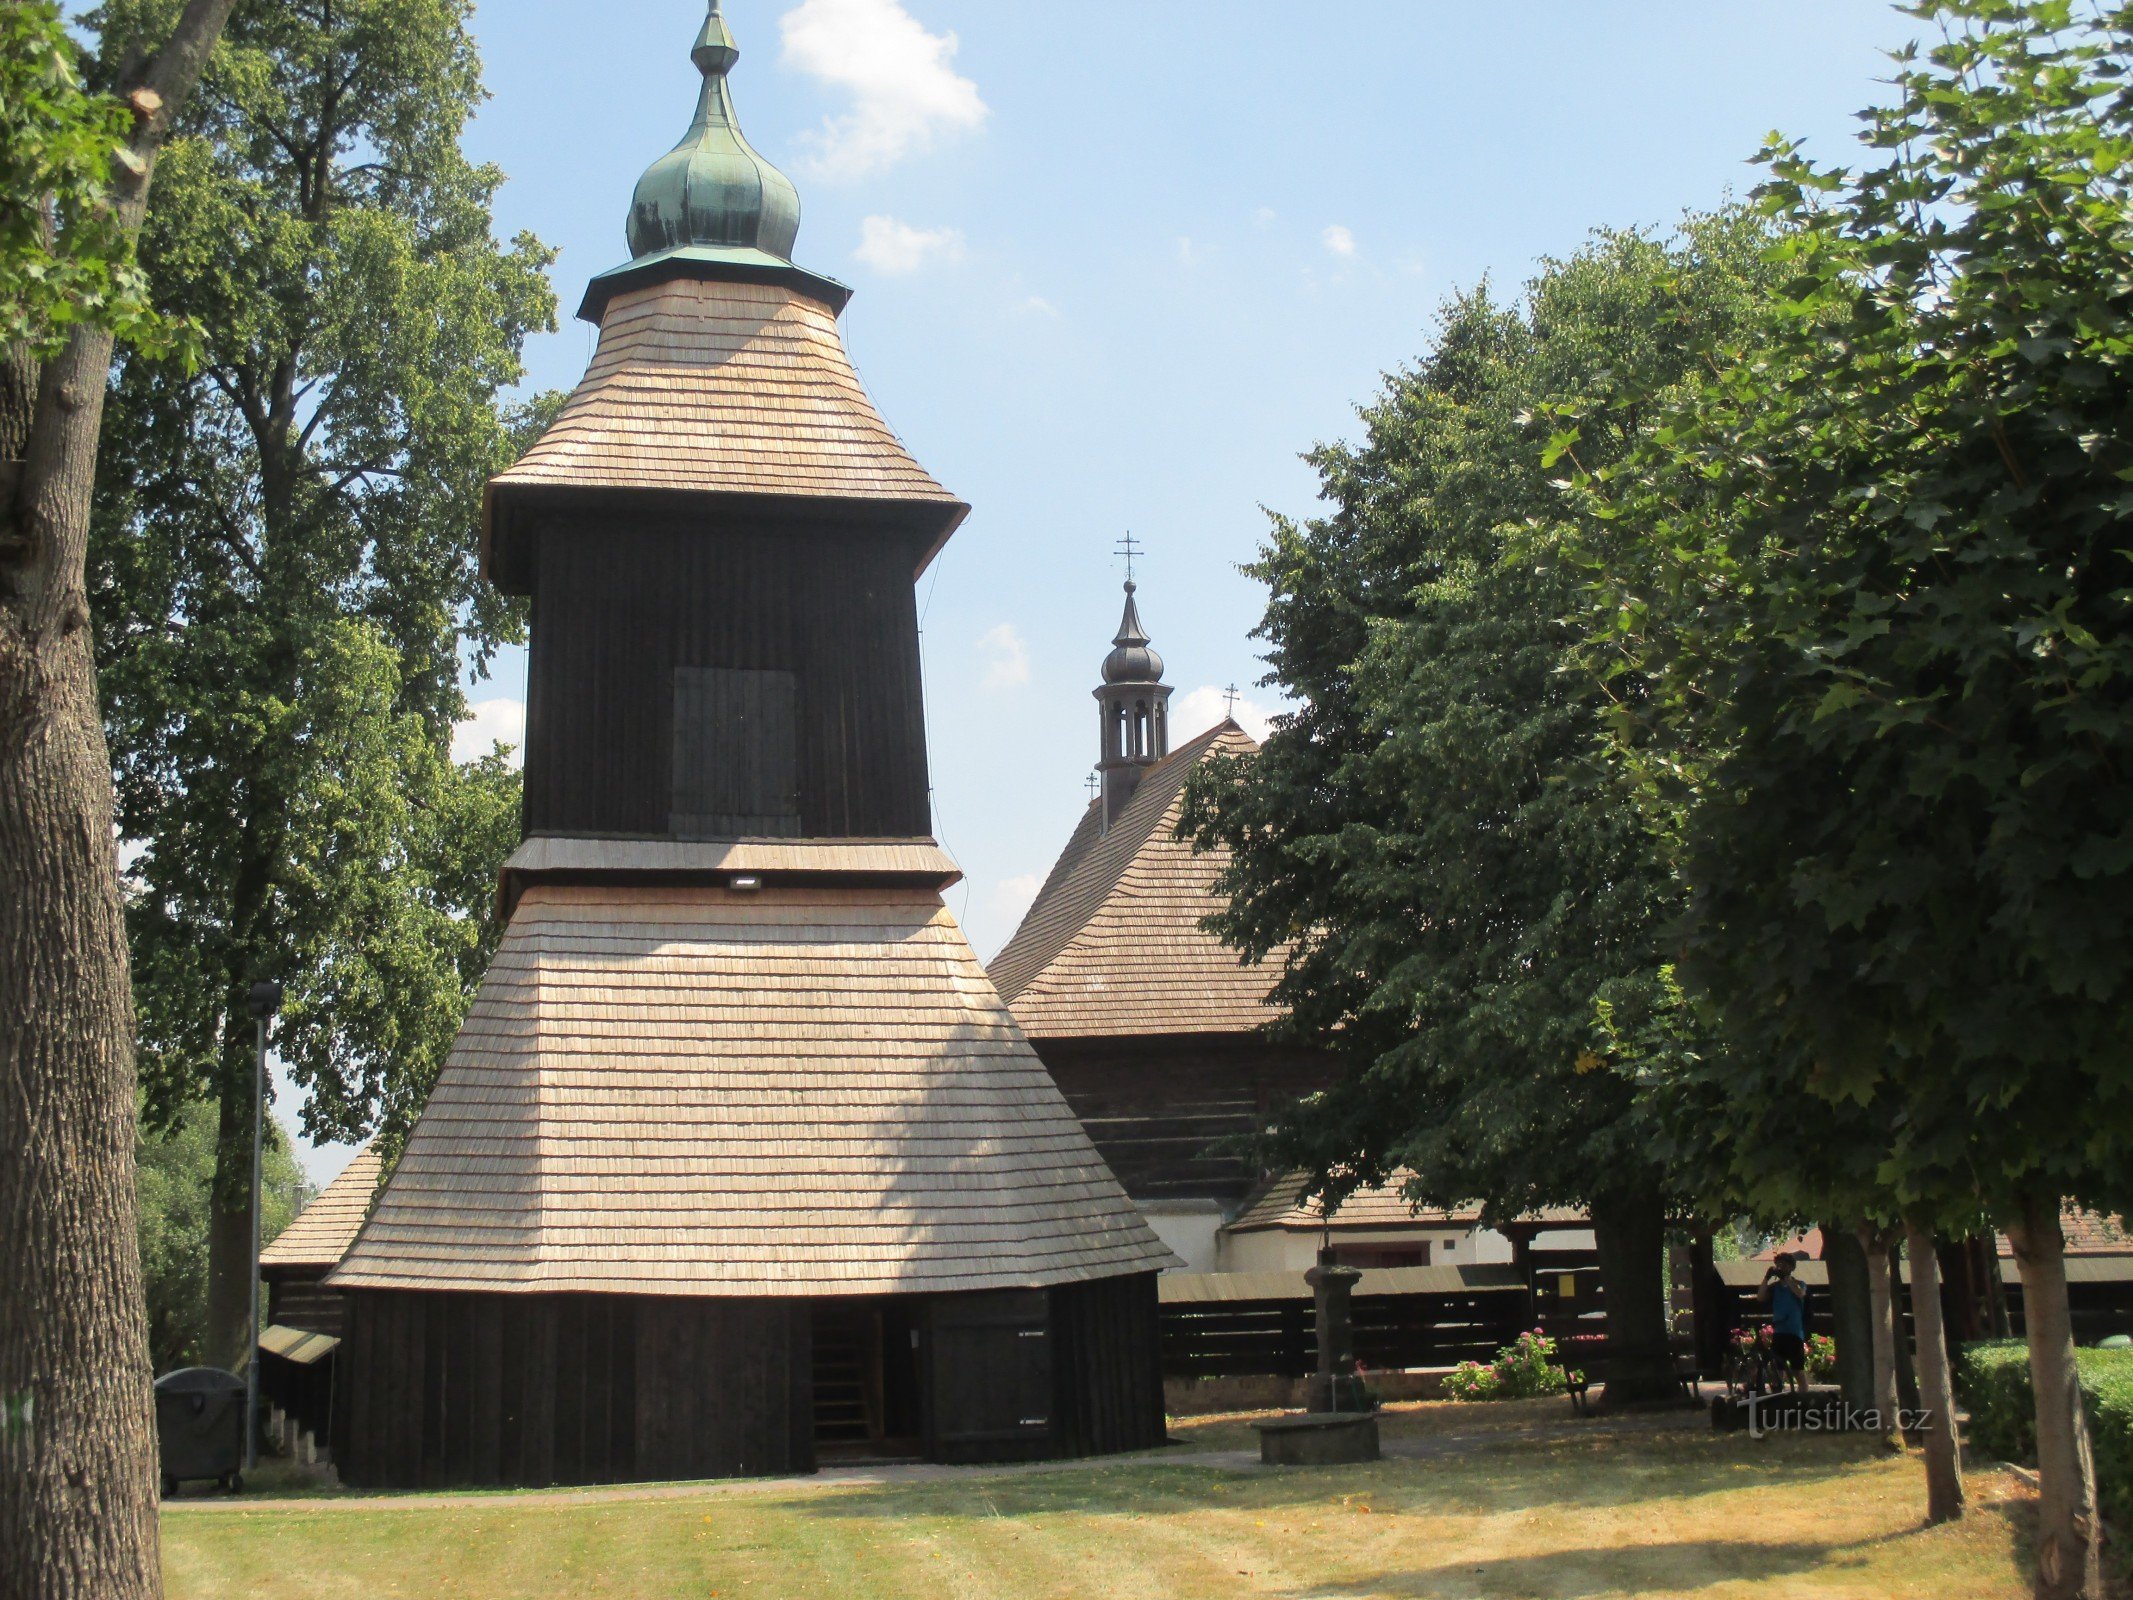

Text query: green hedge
(1958, 1342), (2133, 1541)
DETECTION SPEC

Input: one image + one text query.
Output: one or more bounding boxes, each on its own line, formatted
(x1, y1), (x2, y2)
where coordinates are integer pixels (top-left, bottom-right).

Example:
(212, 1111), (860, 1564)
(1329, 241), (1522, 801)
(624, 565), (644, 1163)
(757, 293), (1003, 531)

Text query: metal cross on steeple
(1085, 771), (1100, 804)
(1223, 684), (1240, 717)
(1114, 532), (1142, 584)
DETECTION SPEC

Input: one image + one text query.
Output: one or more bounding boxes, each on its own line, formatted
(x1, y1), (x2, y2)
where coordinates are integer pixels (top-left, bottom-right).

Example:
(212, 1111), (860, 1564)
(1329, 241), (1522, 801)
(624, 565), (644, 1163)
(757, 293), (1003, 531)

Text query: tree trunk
(0, 330), (162, 1600)
(1689, 1224), (1730, 1378)
(1905, 1220), (1965, 1524)
(0, 7), (241, 1594)
(2008, 1197), (2103, 1600)
(1860, 1223), (1901, 1450)
(1590, 1190), (1677, 1407)
(204, 1069), (256, 1372)
(1823, 1221), (1875, 1413)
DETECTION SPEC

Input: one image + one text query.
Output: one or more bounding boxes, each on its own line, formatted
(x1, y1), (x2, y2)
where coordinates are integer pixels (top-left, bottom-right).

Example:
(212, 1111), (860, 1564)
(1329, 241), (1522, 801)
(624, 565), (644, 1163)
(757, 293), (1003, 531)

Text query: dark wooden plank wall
(265, 1270), (347, 1338)
(1049, 1273), (1166, 1458)
(523, 515), (932, 841)
(335, 1291), (812, 1489)
(1034, 1038), (1337, 1203)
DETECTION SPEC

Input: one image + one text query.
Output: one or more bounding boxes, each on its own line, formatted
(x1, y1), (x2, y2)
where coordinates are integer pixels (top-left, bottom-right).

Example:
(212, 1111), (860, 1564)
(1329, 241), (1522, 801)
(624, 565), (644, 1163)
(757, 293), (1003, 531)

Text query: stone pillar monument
(1306, 1248), (1368, 1413)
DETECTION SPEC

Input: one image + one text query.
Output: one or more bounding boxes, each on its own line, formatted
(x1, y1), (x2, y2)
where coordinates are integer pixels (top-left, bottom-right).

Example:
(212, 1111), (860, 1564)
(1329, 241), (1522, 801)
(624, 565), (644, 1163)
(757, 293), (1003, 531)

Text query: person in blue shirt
(1759, 1252), (1810, 1393)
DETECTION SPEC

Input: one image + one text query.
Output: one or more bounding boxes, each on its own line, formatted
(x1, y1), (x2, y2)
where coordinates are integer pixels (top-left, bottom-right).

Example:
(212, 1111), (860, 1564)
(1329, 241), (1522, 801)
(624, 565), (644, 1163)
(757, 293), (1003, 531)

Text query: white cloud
(1014, 294), (1059, 318)
(781, 0), (988, 178)
(855, 214), (966, 274)
(1176, 236), (1197, 266)
(977, 623), (1030, 690)
(1172, 684), (1279, 745)
(454, 697), (526, 767)
(1253, 206), (1278, 229)
(1322, 224), (1358, 258)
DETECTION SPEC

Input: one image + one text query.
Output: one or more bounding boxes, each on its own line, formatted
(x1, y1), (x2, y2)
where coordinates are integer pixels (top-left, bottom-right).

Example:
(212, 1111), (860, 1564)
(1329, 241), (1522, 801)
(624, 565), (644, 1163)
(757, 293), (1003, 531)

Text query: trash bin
(154, 1367), (247, 1495)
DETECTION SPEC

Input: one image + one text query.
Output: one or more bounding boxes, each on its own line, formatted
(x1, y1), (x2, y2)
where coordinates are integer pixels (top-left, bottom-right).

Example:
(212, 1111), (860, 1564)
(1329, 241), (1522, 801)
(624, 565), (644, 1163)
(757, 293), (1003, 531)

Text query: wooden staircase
(811, 1308), (877, 1448)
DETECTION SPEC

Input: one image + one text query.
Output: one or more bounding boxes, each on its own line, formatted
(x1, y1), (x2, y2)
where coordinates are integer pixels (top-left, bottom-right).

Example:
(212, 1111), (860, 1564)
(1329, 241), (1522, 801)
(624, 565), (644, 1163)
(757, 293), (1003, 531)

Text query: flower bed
(1445, 1330), (1576, 1402)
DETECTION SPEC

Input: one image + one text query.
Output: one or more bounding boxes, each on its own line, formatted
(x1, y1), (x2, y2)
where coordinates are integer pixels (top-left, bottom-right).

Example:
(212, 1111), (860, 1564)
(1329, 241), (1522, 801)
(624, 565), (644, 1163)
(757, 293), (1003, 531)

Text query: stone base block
(1251, 1411), (1382, 1466)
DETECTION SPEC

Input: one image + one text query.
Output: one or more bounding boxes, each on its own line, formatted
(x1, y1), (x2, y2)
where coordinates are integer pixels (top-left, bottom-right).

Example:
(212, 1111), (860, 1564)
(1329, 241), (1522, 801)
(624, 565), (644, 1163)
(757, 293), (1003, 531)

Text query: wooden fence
(1157, 1265), (1536, 1379)
(1711, 1256), (2133, 1352)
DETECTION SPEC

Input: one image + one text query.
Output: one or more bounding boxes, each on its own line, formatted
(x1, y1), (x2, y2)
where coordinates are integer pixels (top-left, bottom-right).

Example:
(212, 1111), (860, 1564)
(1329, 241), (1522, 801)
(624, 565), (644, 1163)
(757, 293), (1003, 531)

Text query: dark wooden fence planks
(1158, 1268), (1537, 1380)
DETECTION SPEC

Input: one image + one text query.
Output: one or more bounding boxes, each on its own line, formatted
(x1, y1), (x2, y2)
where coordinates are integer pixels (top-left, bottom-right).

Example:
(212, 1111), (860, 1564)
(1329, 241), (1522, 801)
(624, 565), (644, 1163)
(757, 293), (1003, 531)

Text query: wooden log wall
(334, 1291), (812, 1489)
(523, 513), (933, 842)
(1034, 1037), (1336, 1203)
(265, 1269), (347, 1338)
(1049, 1273), (1166, 1458)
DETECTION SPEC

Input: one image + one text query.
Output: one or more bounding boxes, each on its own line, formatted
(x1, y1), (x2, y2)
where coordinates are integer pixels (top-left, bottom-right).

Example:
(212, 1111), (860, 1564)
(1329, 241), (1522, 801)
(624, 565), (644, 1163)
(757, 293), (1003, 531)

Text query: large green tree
(1182, 215), (1779, 1403)
(0, 3), (238, 1595)
(87, 0), (554, 1370)
(1585, 2), (2133, 1588)
(136, 1100), (306, 1374)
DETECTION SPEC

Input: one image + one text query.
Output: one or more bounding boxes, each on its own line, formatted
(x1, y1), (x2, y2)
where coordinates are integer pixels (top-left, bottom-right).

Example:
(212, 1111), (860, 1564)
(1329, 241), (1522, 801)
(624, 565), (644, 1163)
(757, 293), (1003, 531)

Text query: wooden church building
(988, 586), (1338, 1270)
(323, 2), (1172, 1489)
(987, 586), (1546, 1275)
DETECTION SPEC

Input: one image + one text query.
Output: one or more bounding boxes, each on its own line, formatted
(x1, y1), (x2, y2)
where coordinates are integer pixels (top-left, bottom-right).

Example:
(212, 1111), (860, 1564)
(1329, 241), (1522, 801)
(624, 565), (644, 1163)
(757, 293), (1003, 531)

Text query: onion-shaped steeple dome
(1101, 583), (1166, 685)
(627, 0), (801, 262)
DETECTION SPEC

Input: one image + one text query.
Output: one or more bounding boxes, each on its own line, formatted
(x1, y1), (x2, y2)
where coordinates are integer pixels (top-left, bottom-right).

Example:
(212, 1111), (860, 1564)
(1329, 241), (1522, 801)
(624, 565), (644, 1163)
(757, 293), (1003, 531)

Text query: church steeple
(576, 0), (844, 326)
(1094, 580), (1172, 834)
(626, 0), (801, 262)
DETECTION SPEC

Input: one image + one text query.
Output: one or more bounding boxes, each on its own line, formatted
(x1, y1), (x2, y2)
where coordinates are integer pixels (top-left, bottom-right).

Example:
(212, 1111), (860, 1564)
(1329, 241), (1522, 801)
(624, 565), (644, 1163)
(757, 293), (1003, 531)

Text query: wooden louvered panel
(670, 666), (799, 837)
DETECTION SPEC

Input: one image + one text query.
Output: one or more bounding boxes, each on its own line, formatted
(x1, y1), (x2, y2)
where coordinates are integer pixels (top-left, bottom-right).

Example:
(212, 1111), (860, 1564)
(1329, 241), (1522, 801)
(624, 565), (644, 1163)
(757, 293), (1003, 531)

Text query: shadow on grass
(765, 1429), (1891, 1528)
(1298, 1537), (1841, 1598)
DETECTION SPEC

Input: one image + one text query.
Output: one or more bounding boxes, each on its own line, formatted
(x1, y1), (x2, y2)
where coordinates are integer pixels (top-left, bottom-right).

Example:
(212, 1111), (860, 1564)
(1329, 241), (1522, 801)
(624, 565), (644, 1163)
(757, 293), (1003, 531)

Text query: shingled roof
(261, 1146), (381, 1271)
(989, 721), (1281, 1040)
(329, 883), (1175, 1298)
(486, 276), (967, 572)
(1226, 1172), (1483, 1235)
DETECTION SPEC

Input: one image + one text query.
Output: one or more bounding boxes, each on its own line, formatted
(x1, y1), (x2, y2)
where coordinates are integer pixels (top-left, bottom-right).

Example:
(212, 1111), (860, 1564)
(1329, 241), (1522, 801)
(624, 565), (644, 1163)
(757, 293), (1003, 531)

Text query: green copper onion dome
(627, 0), (801, 262)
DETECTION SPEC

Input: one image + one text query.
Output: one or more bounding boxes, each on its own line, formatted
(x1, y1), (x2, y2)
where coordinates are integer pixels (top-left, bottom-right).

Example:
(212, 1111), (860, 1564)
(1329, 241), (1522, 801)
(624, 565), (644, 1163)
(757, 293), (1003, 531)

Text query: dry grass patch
(163, 1421), (2041, 1599)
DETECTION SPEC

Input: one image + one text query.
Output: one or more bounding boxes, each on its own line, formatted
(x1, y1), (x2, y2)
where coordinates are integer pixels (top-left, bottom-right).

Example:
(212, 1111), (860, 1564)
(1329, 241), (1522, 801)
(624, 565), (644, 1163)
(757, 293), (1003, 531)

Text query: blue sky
(303, 0), (1923, 1180)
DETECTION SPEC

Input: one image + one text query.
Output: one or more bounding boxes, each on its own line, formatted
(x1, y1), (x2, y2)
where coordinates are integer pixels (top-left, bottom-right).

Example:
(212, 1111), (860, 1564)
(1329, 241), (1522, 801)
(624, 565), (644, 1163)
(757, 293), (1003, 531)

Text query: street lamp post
(243, 979), (283, 1473)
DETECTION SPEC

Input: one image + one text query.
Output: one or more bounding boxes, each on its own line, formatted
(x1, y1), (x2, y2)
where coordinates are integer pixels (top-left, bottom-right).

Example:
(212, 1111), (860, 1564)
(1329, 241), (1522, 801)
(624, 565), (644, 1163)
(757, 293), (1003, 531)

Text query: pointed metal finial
(626, 0), (801, 263)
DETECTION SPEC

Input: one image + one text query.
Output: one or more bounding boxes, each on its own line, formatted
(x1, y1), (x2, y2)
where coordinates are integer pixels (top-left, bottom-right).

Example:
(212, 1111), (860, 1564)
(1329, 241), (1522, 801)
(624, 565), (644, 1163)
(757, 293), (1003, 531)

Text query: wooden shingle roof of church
(485, 277), (968, 575)
(260, 1146), (382, 1271)
(329, 883), (1175, 1297)
(989, 721), (1283, 1040)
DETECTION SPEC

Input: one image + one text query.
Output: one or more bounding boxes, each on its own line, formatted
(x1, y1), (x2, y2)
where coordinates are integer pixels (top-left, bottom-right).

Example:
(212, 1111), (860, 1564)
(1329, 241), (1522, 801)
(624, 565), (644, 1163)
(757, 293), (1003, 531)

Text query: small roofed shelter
(259, 1145), (381, 1338)
(255, 1147), (381, 1459)
(324, 5), (1171, 1490)
(988, 587), (1336, 1271)
(1218, 1172), (1595, 1274)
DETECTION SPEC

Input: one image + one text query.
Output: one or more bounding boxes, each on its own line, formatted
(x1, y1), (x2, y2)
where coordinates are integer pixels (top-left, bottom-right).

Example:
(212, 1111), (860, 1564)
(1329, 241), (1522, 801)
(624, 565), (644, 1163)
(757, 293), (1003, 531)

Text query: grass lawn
(162, 1400), (2048, 1599)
